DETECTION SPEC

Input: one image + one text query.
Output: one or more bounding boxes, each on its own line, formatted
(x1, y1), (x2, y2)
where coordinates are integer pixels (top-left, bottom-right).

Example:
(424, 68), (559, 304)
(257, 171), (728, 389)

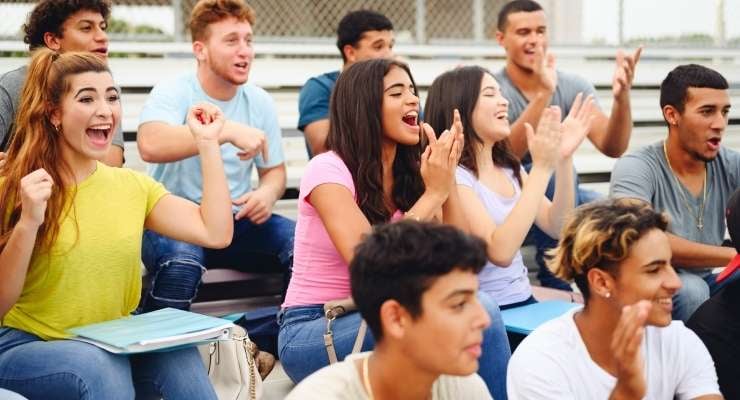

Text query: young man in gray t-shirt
(493, 0), (641, 290)
(611, 64), (740, 322)
(0, 0), (123, 167)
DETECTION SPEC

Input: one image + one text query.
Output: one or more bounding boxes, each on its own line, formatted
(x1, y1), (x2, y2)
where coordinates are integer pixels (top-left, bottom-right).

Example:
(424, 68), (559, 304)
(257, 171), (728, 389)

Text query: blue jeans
(277, 292), (511, 400)
(141, 214), (295, 312)
(0, 327), (216, 400)
(673, 269), (740, 322)
(524, 162), (602, 291)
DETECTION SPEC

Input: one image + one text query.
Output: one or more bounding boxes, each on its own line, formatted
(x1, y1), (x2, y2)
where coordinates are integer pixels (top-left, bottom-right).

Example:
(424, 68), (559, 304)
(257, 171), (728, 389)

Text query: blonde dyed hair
(546, 198), (669, 301)
(189, 0), (256, 42)
(0, 48), (109, 253)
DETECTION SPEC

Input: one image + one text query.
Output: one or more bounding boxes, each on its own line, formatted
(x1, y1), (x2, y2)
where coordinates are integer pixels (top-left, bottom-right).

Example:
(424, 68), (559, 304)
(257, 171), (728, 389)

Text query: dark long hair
(424, 66), (522, 186)
(326, 58), (424, 224)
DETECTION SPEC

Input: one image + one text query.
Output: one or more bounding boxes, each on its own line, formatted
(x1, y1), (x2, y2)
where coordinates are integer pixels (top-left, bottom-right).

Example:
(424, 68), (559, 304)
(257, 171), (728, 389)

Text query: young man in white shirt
(508, 198), (721, 400)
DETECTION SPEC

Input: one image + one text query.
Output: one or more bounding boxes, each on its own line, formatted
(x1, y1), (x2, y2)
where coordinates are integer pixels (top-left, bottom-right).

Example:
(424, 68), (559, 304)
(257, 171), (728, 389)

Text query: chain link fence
(0, 0), (735, 47)
(0, 0), (512, 44)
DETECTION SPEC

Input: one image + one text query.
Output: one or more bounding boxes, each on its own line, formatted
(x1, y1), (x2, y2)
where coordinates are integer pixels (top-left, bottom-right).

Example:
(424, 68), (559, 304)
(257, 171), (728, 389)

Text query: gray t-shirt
(286, 353), (492, 400)
(610, 141), (740, 271)
(493, 68), (599, 164)
(0, 65), (125, 151)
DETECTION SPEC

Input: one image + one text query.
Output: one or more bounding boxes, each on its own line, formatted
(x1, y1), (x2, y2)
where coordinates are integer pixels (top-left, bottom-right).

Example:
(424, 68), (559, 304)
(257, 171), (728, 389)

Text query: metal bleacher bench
(4, 42), (740, 310)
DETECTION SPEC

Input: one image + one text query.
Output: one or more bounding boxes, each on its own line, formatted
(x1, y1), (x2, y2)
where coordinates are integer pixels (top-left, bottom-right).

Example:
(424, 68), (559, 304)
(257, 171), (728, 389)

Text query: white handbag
(199, 325), (264, 400)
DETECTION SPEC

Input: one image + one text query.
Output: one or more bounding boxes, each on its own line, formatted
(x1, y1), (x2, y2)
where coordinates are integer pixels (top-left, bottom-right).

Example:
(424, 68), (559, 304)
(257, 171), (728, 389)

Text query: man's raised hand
(612, 46), (643, 99)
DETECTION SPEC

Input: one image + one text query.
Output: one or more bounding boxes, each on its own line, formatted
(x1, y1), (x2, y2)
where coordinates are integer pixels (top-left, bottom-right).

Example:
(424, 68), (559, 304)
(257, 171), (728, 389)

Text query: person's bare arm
(0, 169), (53, 317)
(137, 120), (267, 163)
(303, 119), (330, 157)
(144, 104), (233, 249)
(587, 47), (642, 158)
(668, 233), (736, 269)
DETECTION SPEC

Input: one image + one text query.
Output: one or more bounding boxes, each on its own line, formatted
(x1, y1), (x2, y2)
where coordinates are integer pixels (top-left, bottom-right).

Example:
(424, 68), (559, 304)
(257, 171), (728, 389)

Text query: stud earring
(604, 292), (611, 299)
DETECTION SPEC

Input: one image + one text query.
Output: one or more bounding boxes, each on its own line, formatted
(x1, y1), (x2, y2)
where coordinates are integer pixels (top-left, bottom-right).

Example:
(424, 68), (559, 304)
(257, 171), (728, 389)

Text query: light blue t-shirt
(456, 166), (532, 306)
(139, 72), (284, 205)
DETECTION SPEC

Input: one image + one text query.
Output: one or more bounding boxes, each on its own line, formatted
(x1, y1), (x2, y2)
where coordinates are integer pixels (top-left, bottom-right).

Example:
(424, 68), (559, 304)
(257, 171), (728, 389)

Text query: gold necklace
(663, 140), (707, 230)
(362, 355), (374, 400)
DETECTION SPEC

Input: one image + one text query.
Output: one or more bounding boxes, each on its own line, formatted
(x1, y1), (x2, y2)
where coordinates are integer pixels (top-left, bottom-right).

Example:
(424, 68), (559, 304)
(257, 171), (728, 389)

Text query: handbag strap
(324, 313), (368, 364)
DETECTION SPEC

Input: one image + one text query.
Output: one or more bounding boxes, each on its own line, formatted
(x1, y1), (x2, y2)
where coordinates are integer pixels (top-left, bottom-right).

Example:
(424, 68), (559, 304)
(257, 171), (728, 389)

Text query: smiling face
(496, 10), (548, 72)
(381, 65), (420, 146)
(471, 73), (510, 143)
(672, 87), (731, 162)
(610, 229), (682, 327)
(397, 269), (491, 376)
(51, 71), (120, 163)
(197, 17), (254, 86)
(45, 10), (109, 59)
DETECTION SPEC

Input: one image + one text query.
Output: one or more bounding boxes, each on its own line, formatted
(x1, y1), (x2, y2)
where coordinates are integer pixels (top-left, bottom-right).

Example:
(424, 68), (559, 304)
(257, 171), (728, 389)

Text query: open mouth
(495, 111), (508, 121)
(708, 137), (722, 148)
(402, 111), (418, 127)
(234, 62), (249, 72)
(92, 48), (108, 56)
(86, 124), (112, 146)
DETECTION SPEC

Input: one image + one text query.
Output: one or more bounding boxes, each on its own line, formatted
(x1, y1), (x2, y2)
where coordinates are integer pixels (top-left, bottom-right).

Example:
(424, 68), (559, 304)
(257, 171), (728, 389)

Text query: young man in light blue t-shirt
(136, 0), (294, 313)
(298, 10), (394, 158)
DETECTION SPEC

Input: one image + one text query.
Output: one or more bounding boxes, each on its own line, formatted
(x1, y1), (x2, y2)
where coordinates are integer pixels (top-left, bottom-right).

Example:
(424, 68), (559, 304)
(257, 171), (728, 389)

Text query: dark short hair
(497, 0), (543, 31)
(660, 64), (728, 114)
(23, 0), (111, 51)
(350, 221), (487, 341)
(336, 10), (393, 63)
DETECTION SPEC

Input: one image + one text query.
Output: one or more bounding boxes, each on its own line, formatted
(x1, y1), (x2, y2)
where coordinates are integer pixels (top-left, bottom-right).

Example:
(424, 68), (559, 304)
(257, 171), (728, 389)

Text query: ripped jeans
(140, 214), (295, 312)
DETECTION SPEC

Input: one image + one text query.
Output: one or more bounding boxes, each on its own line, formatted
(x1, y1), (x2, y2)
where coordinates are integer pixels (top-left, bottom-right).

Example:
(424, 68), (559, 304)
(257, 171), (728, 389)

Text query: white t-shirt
(507, 310), (720, 399)
(287, 352), (492, 400)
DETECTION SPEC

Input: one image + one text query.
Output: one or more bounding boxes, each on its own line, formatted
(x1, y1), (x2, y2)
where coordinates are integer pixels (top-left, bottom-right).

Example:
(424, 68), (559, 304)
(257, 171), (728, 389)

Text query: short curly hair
(23, 0), (111, 51)
(547, 198), (669, 302)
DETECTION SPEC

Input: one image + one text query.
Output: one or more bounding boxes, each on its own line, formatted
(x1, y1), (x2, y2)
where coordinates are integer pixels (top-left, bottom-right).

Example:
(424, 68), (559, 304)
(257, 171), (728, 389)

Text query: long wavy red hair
(0, 48), (109, 253)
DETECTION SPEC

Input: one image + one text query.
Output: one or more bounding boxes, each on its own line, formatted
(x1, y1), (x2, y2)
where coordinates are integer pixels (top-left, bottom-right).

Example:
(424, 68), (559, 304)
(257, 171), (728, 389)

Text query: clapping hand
(186, 103), (225, 143)
(560, 93), (595, 159)
(534, 45), (557, 93)
(420, 109), (463, 197)
(610, 300), (650, 400)
(526, 106), (562, 173)
(612, 46), (642, 99)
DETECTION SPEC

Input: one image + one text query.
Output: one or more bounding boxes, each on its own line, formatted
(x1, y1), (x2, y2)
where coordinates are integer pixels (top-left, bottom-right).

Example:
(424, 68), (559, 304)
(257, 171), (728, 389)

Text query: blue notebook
(68, 308), (234, 354)
(501, 300), (581, 335)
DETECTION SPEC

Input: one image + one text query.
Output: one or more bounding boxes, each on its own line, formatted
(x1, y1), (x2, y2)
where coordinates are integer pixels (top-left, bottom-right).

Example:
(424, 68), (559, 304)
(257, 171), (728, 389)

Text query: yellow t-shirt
(2, 163), (169, 340)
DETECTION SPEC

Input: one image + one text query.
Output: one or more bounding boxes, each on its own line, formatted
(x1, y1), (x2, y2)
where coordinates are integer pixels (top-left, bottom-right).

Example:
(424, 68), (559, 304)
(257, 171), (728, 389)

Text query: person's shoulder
(0, 65), (27, 86)
(513, 310), (579, 358)
(301, 70), (339, 93)
(556, 70), (592, 87)
(307, 151), (348, 173)
(151, 71), (196, 93)
(240, 82), (274, 106)
(286, 360), (360, 400)
(616, 141), (663, 167)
